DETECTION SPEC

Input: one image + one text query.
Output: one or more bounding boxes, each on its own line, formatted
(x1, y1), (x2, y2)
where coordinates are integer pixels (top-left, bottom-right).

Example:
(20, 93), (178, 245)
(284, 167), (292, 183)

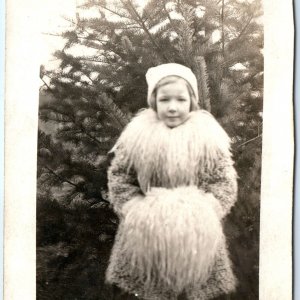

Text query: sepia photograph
(37, 1), (263, 299)
(4, 0), (294, 299)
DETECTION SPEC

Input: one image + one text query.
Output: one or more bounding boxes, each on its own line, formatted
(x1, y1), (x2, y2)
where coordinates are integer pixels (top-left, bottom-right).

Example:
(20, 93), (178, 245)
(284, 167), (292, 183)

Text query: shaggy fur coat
(106, 108), (238, 300)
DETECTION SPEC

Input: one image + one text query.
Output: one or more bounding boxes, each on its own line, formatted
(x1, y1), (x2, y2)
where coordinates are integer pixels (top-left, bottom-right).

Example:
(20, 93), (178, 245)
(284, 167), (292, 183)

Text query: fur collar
(114, 108), (231, 192)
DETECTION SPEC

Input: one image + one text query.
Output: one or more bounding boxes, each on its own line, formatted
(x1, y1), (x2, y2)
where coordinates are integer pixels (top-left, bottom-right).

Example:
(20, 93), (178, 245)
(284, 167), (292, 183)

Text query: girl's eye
(158, 98), (169, 102)
(178, 98), (187, 101)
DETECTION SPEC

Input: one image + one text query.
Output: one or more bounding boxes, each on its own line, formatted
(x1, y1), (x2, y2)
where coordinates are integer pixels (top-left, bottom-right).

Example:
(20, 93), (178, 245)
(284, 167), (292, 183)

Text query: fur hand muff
(118, 186), (224, 293)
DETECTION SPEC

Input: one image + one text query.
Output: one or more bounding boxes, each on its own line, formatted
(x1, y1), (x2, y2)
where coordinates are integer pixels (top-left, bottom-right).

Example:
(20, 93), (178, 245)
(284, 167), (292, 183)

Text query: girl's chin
(164, 117), (190, 128)
(166, 121), (182, 128)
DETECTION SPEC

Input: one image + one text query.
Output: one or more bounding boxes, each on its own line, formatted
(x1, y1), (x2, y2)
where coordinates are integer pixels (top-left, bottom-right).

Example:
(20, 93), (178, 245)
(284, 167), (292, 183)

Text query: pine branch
(194, 56), (211, 111)
(162, 0), (178, 33)
(78, 123), (104, 146)
(77, 34), (109, 44)
(40, 78), (53, 92)
(94, 3), (134, 21)
(78, 57), (109, 63)
(221, 0), (225, 57)
(41, 116), (71, 124)
(237, 134), (262, 148)
(40, 95), (114, 149)
(40, 104), (75, 122)
(122, 0), (170, 62)
(39, 76), (63, 101)
(44, 166), (79, 188)
(226, 15), (254, 51)
(62, 16), (108, 45)
(41, 32), (64, 37)
(98, 94), (129, 129)
(143, 5), (163, 25)
(235, 15), (254, 41)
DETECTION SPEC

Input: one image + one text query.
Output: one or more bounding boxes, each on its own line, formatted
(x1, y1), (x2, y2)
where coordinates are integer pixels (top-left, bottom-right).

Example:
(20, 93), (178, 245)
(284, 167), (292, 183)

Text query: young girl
(106, 63), (238, 300)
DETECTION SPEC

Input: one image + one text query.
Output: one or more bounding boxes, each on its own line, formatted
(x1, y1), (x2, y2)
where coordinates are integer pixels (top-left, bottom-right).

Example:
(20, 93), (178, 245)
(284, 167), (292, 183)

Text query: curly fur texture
(119, 186), (223, 293)
(113, 109), (231, 193)
(106, 108), (238, 299)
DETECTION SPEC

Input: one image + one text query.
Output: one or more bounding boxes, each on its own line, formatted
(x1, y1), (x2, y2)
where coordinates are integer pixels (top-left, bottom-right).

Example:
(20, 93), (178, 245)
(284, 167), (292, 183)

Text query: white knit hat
(145, 63), (199, 108)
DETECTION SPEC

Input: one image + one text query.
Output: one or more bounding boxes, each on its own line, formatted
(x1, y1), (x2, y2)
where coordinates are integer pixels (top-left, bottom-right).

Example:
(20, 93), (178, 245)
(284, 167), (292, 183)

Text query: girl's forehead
(157, 76), (186, 86)
(156, 78), (189, 93)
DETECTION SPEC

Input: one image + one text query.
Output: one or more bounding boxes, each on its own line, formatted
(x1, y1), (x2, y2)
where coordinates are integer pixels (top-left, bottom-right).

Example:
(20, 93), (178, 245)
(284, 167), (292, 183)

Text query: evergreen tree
(37, 0), (263, 299)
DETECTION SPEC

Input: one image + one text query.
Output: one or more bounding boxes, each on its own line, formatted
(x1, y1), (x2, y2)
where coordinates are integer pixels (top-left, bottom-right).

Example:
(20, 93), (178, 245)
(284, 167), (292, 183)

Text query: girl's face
(156, 79), (191, 128)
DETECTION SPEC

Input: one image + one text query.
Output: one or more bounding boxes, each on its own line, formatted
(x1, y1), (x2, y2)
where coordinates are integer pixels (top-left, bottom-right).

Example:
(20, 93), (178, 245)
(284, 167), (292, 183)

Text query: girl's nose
(168, 100), (177, 112)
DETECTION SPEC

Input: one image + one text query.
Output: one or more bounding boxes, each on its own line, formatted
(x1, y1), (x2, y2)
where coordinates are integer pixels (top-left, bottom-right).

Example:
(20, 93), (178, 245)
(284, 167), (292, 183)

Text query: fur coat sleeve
(201, 152), (238, 219)
(107, 145), (143, 218)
